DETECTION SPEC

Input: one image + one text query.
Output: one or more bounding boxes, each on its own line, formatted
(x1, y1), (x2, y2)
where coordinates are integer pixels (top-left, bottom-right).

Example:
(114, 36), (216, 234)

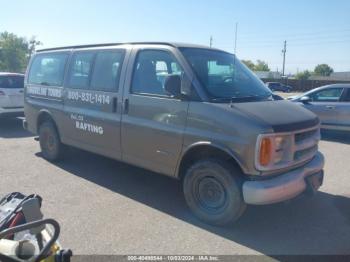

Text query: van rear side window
(90, 50), (125, 92)
(28, 53), (69, 86)
(68, 52), (95, 89)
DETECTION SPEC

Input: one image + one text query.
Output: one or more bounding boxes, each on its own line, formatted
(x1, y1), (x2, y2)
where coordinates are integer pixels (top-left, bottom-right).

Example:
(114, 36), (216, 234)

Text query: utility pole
(210, 36), (213, 48)
(282, 40), (287, 76)
(234, 22), (238, 54)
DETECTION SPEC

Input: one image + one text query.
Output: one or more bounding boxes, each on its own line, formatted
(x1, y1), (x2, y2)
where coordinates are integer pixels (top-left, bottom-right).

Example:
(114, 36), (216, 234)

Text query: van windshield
(180, 48), (272, 102)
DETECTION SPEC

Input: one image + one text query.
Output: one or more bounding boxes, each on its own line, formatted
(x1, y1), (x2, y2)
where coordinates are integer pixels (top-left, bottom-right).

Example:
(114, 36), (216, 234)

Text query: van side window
(68, 52), (95, 89)
(28, 53), (68, 86)
(90, 50), (125, 92)
(131, 50), (183, 97)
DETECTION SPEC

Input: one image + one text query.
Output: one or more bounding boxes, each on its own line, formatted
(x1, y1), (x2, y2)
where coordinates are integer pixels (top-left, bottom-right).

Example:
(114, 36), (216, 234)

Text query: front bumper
(0, 107), (24, 117)
(243, 152), (325, 205)
(23, 119), (28, 130)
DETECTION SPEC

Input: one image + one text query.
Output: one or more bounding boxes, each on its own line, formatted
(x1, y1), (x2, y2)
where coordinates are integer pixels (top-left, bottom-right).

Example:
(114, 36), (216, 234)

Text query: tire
(39, 121), (64, 161)
(183, 159), (246, 226)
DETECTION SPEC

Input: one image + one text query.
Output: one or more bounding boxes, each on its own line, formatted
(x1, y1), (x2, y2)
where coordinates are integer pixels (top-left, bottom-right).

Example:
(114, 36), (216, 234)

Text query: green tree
(254, 60), (270, 72)
(28, 37), (42, 58)
(241, 60), (255, 70)
(0, 32), (41, 72)
(295, 70), (311, 80)
(314, 64), (334, 76)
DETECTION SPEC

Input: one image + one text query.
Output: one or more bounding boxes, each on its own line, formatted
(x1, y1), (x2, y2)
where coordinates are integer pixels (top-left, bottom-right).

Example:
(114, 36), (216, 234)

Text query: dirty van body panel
(182, 102), (272, 176)
(232, 100), (320, 133)
(25, 86), (66, 135)
(121, 46), (191, 176)
(182, 100), (320, 176)
(24, 51), (71, 135)
(62, 89), (121, 159)
(23, 56), (37, 134)
(121, 95), (189, 175)
(61, 48), (129, 160)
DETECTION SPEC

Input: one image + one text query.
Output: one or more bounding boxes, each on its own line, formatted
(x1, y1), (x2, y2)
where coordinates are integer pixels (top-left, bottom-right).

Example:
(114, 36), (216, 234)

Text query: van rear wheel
(39, 121), (64, 161)
(183, 159), (246, 226)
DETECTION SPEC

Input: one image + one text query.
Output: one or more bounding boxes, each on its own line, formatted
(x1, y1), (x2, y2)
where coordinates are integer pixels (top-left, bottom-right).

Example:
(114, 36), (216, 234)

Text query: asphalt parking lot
(0, 117), (349, 257)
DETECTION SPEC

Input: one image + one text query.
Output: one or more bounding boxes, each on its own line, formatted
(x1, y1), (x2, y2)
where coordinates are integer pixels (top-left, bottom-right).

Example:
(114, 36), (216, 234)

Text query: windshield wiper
(231, 95), (260, 100)
(212, 94), (272, 103)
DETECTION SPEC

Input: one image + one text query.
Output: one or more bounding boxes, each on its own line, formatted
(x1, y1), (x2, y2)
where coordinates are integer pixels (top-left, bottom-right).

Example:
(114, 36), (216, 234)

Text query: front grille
(293, 127), (320, 163)
(295, 128), (319, 144)
(294, 145), (318, 161)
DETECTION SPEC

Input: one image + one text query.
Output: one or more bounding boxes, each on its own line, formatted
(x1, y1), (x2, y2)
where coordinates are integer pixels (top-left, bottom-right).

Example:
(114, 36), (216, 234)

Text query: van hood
(230, 100), (319, 133)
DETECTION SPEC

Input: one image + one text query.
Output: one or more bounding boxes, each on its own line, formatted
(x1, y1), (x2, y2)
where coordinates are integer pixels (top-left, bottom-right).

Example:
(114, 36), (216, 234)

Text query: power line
(216, 38), (350, 49)
(237, 28), (350, 39)
(216, 34), (350, 46)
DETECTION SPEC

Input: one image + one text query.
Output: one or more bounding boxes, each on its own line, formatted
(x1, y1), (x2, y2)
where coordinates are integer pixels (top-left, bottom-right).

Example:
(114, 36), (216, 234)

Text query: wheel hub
(198, 177), (226, 210)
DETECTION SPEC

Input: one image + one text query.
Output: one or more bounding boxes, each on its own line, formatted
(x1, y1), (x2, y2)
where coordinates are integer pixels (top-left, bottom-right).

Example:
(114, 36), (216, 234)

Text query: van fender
(176, 141), (248, 178)
(36, 109), (61, 136)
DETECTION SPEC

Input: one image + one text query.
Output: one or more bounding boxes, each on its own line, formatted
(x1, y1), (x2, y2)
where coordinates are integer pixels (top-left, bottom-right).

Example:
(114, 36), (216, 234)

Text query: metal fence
(261, 78), (350, 92)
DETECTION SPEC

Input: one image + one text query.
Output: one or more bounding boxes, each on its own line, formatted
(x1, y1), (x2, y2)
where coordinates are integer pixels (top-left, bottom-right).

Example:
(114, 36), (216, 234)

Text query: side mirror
(300, 96), (311, 104)
(164, 75), (182, 98)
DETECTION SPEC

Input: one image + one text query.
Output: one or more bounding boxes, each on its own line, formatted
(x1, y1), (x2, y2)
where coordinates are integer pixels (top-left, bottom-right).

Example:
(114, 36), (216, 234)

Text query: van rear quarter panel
(24, 87), (66, 137)
(24, 51), (70, 137)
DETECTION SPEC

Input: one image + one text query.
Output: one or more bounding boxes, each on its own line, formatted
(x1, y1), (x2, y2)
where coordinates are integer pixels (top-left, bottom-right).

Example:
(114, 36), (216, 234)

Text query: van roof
(36, 42), (222, 53)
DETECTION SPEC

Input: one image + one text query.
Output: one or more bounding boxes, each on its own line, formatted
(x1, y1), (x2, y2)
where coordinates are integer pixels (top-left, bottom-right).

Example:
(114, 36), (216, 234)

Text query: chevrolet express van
(24, 43), (325, 225)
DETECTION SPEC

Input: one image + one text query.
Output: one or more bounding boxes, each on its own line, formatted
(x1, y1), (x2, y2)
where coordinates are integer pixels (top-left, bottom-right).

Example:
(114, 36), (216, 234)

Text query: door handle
(123, 98), (129, 114)
(326, 105), (336, 110)
(112, 97), (118, 113)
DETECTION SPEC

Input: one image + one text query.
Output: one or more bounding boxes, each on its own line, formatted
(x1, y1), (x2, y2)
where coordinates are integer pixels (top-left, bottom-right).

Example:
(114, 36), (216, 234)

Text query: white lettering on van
(75, 121), (104, 135)
(70, 114), (84, 121)
(47, 88), (62, 98)
(27, 86), (62, 98)
(67, 91), (110, 105)
(27, 86), (47, 96)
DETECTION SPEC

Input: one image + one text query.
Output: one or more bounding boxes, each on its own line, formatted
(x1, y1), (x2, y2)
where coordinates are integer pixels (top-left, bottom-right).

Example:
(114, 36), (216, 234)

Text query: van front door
(121, 48), (189, 176)
(63, 49), (127, 159)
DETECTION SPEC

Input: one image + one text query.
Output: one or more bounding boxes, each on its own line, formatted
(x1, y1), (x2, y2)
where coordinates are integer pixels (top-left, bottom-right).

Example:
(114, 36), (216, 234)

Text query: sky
(1, 0), (349, 74)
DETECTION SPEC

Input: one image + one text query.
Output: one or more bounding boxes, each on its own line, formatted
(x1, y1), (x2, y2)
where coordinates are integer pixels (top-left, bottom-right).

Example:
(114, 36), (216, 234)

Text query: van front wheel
(39, 121), (64, 162)
(183, 159), (246, 226)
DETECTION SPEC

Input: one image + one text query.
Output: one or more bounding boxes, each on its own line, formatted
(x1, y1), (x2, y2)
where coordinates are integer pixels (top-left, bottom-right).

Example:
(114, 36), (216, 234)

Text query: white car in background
(0, 73), (25, 117)
(289, 84), (350, 131)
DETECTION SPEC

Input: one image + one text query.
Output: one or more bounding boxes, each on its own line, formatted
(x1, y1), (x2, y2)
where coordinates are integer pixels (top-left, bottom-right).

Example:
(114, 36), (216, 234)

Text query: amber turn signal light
(259, 138), (272, 166)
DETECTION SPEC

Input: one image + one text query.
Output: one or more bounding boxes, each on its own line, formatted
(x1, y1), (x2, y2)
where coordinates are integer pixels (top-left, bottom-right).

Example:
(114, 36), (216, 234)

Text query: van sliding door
(62, 49), (127, 160)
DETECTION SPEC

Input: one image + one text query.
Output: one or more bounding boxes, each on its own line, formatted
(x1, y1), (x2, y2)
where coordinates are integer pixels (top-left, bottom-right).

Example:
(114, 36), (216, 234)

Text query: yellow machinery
(0, 193), (72, 262)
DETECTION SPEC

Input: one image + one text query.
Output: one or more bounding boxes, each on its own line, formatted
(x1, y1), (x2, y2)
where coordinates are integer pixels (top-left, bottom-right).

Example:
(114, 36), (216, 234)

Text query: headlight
(256, 134), (294, 171)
